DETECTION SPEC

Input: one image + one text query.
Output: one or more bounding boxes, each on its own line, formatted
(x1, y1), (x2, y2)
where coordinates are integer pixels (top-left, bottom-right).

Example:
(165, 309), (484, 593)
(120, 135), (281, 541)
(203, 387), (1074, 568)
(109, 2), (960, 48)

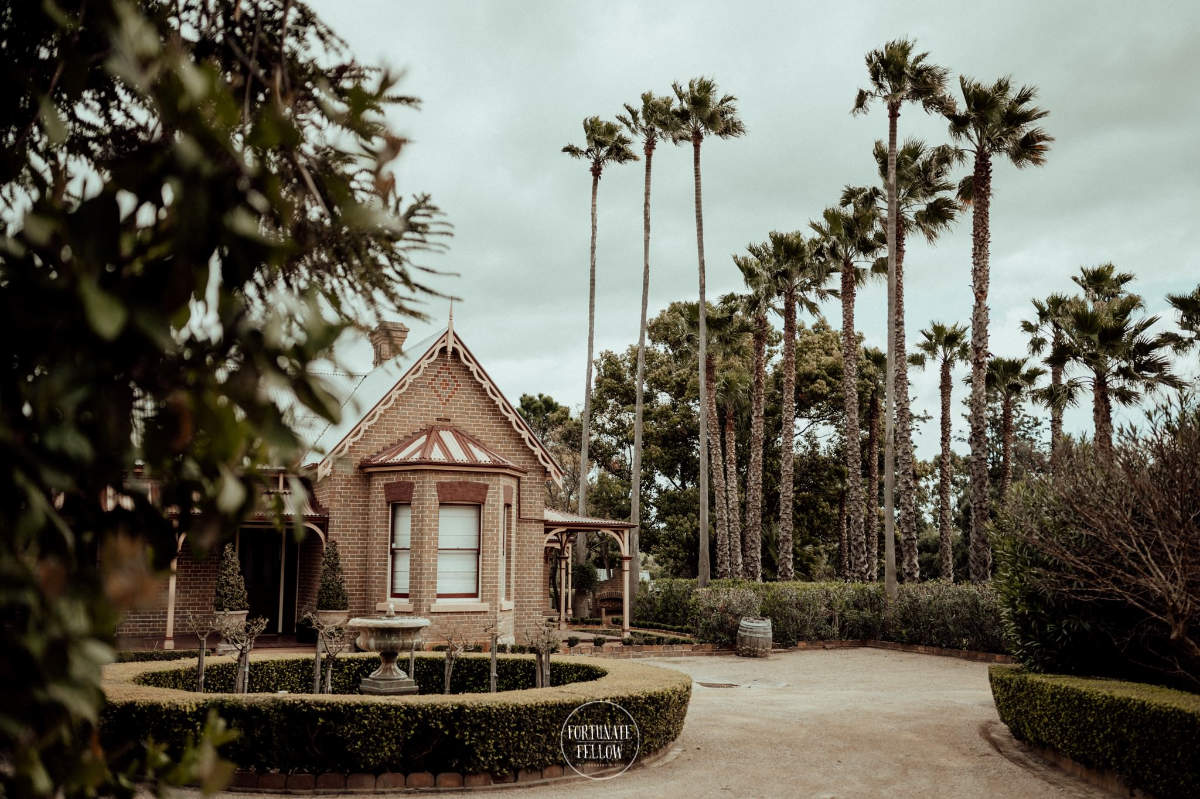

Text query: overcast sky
(311, 0), (1200, 459)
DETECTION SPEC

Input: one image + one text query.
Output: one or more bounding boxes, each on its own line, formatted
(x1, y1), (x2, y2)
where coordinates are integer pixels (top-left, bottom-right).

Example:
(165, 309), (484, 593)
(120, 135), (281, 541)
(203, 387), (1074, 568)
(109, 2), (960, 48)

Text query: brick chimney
(369, 321), (409, 367)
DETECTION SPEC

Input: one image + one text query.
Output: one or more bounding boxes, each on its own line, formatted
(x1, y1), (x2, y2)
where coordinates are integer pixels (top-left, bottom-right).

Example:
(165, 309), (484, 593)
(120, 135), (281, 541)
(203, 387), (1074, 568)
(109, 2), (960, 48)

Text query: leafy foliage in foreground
(990, 666), (1200, 799)
(0, 1), (445, 796)
(103, 654), (690, 776)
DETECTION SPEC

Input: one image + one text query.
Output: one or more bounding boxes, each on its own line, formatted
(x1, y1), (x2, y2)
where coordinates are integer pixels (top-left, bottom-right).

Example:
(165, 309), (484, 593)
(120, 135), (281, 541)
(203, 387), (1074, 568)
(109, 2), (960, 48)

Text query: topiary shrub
(213, 544), (248, 612)
(990, 666), (1200, 799)
(102, 653), (692, 777)
(885, 582), (1006, 653)
(316, 541), (349, 611)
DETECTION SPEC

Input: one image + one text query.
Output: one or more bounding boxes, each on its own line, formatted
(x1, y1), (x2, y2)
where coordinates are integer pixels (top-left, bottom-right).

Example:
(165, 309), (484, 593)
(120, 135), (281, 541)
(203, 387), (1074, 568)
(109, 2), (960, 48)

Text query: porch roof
(543, 507), (636, 530)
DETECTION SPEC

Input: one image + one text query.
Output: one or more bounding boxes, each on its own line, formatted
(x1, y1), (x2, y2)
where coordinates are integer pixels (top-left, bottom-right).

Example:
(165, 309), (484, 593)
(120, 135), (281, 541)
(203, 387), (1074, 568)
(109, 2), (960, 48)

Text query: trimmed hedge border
(989, 665), (1200, 799)
(101, 652), (691, 779)
(557, 639), (1011, 663)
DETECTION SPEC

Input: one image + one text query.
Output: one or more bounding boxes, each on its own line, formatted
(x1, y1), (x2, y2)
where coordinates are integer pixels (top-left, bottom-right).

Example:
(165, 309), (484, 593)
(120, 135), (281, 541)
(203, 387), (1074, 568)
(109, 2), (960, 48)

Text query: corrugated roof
(543, 507), (636, 529)
(360, 424), (523, 472)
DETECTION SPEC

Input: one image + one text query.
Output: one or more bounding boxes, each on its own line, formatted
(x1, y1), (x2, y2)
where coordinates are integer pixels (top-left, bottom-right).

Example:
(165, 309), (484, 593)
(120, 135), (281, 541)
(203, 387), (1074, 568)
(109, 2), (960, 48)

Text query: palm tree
(562, 117), (636, 533)
(617, 92), (677, 598)
(853, 38), (951, 598)
(1052, 265), (1183, 454)
(713, 296), (753, 579)
(746, 231), (832, 580)
(812, 199), (884, 580)
(1021, 293), (1076, 469)
(911, 322), (970, 581)
(671, 77), (745, 586)
(733, 253), (775, 581)
(984, 356), (1044, 502)
(862, 347), (888, 581)
(842, 139), (959, 583)
(944, 77), (1052, 582)
(1162, 283), (1200, 356)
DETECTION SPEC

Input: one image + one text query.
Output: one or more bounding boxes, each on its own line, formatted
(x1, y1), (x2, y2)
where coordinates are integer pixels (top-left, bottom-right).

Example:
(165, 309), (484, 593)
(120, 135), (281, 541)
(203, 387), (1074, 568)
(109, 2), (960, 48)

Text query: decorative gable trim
(316, 329), (564, 484)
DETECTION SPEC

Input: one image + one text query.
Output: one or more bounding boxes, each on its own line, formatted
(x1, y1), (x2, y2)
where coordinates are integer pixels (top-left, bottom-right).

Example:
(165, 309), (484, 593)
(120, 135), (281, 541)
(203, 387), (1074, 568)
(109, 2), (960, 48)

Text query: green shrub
(990, 666), (1200, 799)
(634, 578), (695, 628)
(103, 654), (691, 776)
(117, 649), (208, 663)
(565, 636), (580, 648)
(572, 561), (598, 593)
(994, 408), (1200, 691)
(316, 541), (349, 611)
(213, 544), (248, 612)
(638, 578), (1005, 652)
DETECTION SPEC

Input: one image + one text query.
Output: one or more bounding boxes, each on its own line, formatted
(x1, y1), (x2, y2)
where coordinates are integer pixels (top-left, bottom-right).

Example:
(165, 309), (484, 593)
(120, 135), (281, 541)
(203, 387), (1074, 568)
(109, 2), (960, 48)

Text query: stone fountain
(347, 604), (431, 695)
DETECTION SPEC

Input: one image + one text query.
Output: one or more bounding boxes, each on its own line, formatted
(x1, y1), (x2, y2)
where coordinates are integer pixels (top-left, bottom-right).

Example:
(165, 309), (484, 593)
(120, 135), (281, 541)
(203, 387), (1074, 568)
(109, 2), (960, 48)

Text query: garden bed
(101, 652), (691, 779)
(989, 665), (1200, 799)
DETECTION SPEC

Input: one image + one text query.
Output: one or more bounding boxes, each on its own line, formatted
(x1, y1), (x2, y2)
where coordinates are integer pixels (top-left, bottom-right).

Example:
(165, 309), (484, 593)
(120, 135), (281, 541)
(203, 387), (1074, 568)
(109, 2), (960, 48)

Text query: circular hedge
(101, 652), (692, 776)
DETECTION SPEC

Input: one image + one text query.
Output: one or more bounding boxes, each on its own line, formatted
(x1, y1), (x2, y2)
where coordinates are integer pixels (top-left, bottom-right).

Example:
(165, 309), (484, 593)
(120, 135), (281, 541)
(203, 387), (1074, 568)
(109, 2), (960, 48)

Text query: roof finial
(446, 299), (455, 357)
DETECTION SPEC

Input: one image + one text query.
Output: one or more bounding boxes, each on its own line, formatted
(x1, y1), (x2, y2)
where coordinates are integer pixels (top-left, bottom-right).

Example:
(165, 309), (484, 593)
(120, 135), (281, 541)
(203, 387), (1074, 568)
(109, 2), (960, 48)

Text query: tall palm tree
(747, 231), (832, 580)
(733, 253), (775, 581)
(842, 139), (959, 583)
(671, 77), (745, 587)
(1021, 293), (1076, 469)
(562, 117), (636, 535)
(862, 347), (888, 582)
(1052, 265), (1182, 454)
(617, 92), (677, 598)
(984, 356), (1044, 503)
(944, 77), (1052, 582)
(1162, 283), (1200, 356)
(812, 199), (884, 580)
(911, 322), (970, 581)
(713, 296), (753, 579)
(853, 37), (951, 599)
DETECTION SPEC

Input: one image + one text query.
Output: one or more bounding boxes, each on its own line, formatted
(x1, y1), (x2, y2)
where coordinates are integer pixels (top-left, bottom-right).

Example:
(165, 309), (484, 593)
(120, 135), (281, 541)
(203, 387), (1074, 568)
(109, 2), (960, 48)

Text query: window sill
(375, 600), (414, 613)
(429, 601), (489, 613)
(500, 599), (514, 611)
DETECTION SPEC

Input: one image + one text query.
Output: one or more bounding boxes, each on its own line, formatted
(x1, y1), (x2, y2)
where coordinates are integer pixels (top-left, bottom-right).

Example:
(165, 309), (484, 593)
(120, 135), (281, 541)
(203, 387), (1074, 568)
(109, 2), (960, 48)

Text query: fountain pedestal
(348, 610), (431, 696)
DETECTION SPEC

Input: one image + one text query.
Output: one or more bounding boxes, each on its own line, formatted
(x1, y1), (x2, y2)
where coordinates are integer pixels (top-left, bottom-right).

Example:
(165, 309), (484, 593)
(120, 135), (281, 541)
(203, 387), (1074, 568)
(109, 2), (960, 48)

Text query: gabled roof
(305, 326), (563, 484)
(360, 424), (523, 473)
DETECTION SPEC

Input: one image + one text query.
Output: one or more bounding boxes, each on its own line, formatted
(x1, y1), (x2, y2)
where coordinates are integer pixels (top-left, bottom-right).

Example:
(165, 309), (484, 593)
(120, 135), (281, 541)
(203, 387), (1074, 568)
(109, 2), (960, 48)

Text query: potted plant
(213, 543), (249, 627)
(316, 540), (349, 627)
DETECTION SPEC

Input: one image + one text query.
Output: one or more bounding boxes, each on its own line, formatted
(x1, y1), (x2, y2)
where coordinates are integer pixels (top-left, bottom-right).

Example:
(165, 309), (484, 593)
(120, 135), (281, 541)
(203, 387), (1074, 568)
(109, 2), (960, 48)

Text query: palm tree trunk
(840, 263), (866, 580)
(576, 168), (600, 563)
(1093, 373), (1114, 455)
(1049, 328), (1064, 472)
(1000, 395), (1014, 502)
(865, 386), (881, 581)
(691, 134), (710, 586)
(968, 151), (993, 583)
(883, 102), (899, 598)
(938, 357), (954, 582)
(706, 357), (729, 579)
(629, 139), (655, 598)
(744, 314), (767, 581)
(724, 409), (743, 578)
(778, 285), (797, 580)
(837, 490), (848, 579)
(895, 222), (919, 583)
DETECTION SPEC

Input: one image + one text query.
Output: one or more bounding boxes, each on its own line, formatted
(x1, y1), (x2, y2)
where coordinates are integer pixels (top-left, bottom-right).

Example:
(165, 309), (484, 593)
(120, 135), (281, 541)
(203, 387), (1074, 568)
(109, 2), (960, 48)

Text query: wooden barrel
(736, 617), (772, 658)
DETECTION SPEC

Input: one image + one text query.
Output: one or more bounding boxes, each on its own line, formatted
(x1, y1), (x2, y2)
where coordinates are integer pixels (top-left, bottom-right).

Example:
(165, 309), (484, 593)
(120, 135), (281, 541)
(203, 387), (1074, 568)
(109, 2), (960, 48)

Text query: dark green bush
(638, 578), (1006, 652)
(990, 666), (1200, 799)
(316, 541), (349, 611)
(994, 408), (1200, 691)
(572, 561), (598, 593)
(634, 578), (695, 628)
(117, 649), (207, 663)
(103, 654), (691, 776)
(135, 653), (603, 695)
(213, 544), (248, 612)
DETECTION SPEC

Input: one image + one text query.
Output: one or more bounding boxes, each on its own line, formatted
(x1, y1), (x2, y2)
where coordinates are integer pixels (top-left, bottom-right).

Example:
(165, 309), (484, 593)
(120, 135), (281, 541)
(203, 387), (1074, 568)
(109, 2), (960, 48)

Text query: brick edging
(556, 639), (1012, 663)
(226, 742), (675, 793)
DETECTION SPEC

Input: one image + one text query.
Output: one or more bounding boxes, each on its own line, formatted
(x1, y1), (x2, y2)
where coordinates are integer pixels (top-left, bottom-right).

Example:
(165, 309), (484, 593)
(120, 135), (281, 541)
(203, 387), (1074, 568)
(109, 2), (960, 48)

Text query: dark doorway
(238, 528), (299, 634)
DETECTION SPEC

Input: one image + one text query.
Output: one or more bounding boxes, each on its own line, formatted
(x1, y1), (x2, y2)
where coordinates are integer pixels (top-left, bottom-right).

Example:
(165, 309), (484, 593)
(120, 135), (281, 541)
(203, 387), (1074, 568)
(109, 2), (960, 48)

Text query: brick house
(116, 319), (632, 649)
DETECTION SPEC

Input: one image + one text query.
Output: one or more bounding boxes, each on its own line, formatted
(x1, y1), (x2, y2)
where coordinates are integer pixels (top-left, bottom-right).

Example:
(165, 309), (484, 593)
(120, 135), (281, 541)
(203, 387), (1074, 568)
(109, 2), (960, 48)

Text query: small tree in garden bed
(441, 624), (471, 694)
(213, 544), (249, 613)
(217, 616), (269, 694)
(527, 622), (560, 687)
(317, 542), (349, 612)
(184, 612), (219, 693)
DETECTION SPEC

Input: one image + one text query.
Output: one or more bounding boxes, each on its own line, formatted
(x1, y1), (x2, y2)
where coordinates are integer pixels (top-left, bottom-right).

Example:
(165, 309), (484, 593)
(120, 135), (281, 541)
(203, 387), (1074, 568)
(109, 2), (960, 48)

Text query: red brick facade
(117, 328), (556, 647)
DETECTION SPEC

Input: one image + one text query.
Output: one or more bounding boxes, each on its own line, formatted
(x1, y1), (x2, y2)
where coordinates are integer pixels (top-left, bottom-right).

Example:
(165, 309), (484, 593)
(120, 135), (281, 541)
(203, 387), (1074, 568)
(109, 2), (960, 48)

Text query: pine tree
(213, 544), (249, 612)
(317, 541), (350, 611)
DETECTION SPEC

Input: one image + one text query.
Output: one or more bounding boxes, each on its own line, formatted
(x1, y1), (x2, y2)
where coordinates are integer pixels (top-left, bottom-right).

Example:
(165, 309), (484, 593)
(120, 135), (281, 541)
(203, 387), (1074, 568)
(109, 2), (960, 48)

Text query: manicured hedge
(638, 578), (1007, 653)
(102, 653), (691, 776)
(117, 649), (208, 663)
(989, 666), (1200, 799)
